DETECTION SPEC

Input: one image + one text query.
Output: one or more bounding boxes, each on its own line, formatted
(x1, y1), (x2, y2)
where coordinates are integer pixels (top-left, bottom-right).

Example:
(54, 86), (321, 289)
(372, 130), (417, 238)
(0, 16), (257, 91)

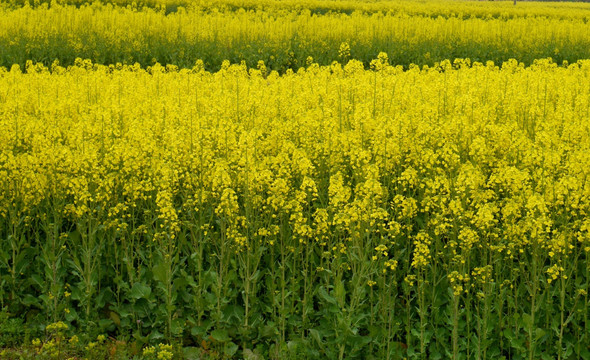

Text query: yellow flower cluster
(411, 232), (432, 269)
(471, 265), (492, 286)
(546, 264), (566, 284)
(448, 271), (470, 296)
(46, 321), (68, 333)
(143, 343), (174, 360)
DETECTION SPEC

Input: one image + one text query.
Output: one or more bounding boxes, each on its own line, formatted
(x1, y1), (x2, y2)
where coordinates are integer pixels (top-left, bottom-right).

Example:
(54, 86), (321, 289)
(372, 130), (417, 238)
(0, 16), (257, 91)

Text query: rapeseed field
(0, 1), (589, 359)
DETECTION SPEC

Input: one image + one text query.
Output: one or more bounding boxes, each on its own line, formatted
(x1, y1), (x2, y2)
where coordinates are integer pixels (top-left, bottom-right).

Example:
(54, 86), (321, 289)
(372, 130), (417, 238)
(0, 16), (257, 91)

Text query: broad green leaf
(243, 348), (263, 360)
(317, 286), (337, 305)
(309, 328), (323, 348)
(535, 328), (546, 341)
(334, 281), (345, 303)
(152, 262), (168, 283)
(22, 294), (40, 306)
(183, 347), (201, 360)
(211, 329), (230, 342)
(223, 341), (239, 356)
(109, 311), (121, 326)
(222, 304), (244, 324)
(521, 313), (532, 329)
(99, 319), (115, 331)
(129, 282), (152, 300)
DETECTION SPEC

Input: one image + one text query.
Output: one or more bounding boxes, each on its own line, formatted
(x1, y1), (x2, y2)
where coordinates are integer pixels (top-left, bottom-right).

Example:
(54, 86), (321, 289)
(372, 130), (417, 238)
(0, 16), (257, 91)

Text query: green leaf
(369, 325), (385, 338)
(334, 281), (345, 303)
(348, 334), (372, 349)
(309, 329), (324, 349)
(223, 341), (239, 356)
(502, 329), (514, 341)
(503, 329), (525, 352)
(67, 286), (81, 301)
(109, 311), (121, 326)
(259, 324), (278, 338)
(521, 313), (532, 329)
(38, 294), (51, 306)
(222, 305), (244, 324)
(243, 348), (263, 360)
(152, 262), (168, 283)
(30, 274), (44, 288)
(173, 276), (188, 290)
(148, 330), (164, 342)
(317, 286), (337, 305)
(22, 294), (40, 306)
(183, 347), (201, 360)
(99, 319), (115, 331)
(171, 318), (184, 336)
(429, 349), (443, 360)
(191, 324), (209, 337)
(129, 282), (152, 300)
(211, 329), (230, 342)
(64, 307), (78, 322)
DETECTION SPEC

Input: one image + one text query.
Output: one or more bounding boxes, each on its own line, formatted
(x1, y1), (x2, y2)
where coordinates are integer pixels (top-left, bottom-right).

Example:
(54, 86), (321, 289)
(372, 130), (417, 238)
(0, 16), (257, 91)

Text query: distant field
(0, 1), (590, 71)
(3, 0), (590, 18)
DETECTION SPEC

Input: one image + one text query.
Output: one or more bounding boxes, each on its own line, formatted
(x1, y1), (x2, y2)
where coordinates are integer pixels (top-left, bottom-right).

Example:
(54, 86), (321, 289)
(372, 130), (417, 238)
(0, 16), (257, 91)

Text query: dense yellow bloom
(46, 321), (68, 333)
(1, 56), (589, 258)
(411, 232), (432, 269)
(546, 264), (566, 284)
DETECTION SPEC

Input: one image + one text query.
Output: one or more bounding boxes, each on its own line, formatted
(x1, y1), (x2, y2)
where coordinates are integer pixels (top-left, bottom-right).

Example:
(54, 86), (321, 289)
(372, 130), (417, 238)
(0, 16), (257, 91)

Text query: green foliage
(0, 309), (27, 348)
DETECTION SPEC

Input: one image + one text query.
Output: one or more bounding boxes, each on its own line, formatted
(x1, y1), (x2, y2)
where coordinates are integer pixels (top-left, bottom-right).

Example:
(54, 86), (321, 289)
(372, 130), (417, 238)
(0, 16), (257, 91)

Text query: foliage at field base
(0, 56), (589, 359)
(0, 319), (179, 360)
(1, 1), (590, 72)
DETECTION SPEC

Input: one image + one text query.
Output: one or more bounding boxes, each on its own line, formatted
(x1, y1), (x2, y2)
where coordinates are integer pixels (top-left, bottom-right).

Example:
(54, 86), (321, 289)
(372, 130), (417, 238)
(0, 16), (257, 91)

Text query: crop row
(1, 58), (589, 359)
(1, 4), (590, 71)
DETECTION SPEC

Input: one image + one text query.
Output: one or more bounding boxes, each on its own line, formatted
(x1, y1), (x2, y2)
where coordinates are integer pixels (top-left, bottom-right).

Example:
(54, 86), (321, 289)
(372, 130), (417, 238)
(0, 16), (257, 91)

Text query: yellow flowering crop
(1, 2), (590, 71)
(1, 54), (589, 358)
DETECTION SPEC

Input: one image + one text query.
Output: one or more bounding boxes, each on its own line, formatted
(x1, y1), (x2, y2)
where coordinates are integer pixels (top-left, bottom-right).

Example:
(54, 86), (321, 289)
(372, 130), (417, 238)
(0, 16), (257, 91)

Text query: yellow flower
(143, 346), (156, 357)
(69, 335), (79, 345)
